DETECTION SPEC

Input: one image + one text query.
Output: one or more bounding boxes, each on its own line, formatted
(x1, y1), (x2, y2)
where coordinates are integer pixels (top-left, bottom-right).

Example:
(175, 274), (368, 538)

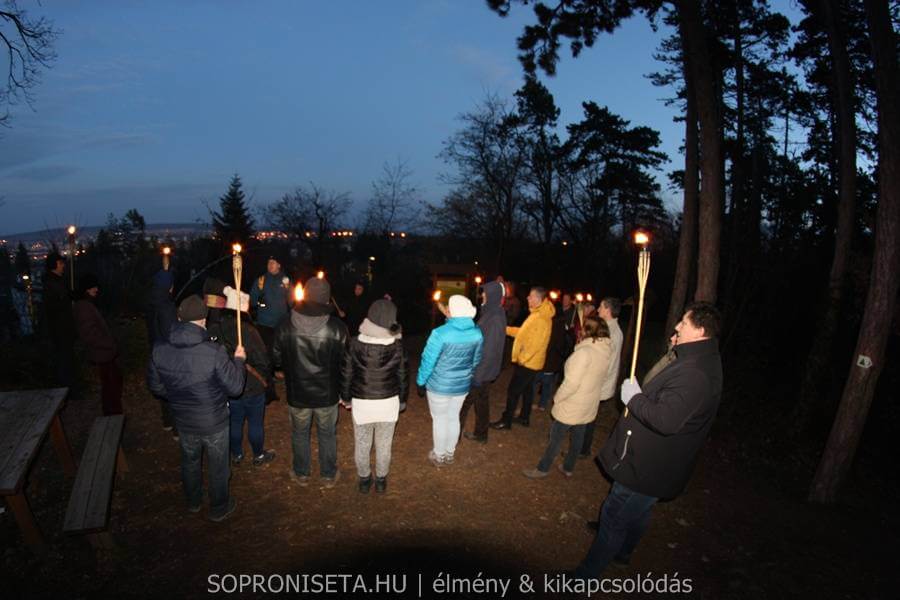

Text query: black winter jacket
(542, 313), (569, 373)
(472, 280), (506, 386)
(146, 274), (177, 346)
(208, 313), (271, 400)
(147, 322), (246, 435)
(341, 335), (408, 402)
(273, 303), (349, 408)
(599, 338), (722, 499)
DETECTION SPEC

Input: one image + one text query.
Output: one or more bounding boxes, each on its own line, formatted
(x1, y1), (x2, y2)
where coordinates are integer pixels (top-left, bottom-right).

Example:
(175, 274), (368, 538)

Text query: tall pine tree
(211, 173), (255, 245)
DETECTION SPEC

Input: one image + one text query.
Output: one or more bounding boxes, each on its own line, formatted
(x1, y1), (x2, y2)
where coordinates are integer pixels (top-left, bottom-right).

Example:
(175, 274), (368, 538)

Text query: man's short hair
(531, 286), (547, 301)
(684, 301), (721, 338)
(601, 297), (622, 318)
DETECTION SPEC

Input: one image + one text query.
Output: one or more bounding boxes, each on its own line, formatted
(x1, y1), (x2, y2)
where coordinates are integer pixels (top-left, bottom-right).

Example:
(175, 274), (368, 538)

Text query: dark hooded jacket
(146, 270), (177, 346)
(472, 280), (507, 386)
(542, 312), (569, 373)
(273, 301), (349, 408)
(147, 321), (246, 436)
(341, 318), (408, 402)
(599, 338), (722, 500)
(207, 313), (271, 400)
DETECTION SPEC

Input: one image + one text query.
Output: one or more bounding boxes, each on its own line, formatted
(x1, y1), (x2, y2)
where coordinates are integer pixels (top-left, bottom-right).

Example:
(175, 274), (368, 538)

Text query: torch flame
(316, 270), (325, 279)
(432, 290), (442, 302)
(549, 290), (559, 301)
(633, 231), (650, 246)
(474, 275), (483, 285)
(162, 247), (171, 256)
(232, 243), (242, 254)
(586, 293), (593, 302)
(575, 293), (584, 303)
(294, 282), (304, 302)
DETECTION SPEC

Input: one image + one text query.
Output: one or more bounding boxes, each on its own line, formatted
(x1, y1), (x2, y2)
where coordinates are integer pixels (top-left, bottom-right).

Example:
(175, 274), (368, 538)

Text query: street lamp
(67, 225), (76, 291)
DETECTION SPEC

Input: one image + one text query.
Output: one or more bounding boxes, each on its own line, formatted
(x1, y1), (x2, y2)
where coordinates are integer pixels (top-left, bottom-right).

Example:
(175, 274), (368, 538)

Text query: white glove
(620, 378), (642, 405)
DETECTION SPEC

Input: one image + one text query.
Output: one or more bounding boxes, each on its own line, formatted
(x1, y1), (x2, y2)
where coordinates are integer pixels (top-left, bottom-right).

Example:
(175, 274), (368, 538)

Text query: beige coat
(551, 337), (613, 425)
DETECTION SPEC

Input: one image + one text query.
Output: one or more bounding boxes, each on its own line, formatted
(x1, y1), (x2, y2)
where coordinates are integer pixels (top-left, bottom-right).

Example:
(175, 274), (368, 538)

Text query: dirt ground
(2, 331), (898, 599)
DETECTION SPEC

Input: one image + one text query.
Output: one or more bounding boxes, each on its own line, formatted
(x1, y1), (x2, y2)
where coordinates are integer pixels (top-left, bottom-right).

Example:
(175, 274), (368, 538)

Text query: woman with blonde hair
(523, 315), (612, 478)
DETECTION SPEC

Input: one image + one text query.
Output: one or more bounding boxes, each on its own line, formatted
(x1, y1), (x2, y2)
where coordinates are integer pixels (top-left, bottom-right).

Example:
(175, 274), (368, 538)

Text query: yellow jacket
(507, 299), (555, 370)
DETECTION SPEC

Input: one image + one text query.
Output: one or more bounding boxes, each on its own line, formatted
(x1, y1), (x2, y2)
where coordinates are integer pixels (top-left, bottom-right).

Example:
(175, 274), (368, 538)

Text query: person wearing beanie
(273, 277), (349, 488)
(459, 280), (507, 443)
(148, 294), (247, 522)
(43, 251), (77, 389)
(146, 268), (178, 437)
(72, 273), (123, 415)
(207, 287), (276, 468)
(416, 295), (483, 467)
(491, 286), (555, 430)
(340, 298), (408, 494)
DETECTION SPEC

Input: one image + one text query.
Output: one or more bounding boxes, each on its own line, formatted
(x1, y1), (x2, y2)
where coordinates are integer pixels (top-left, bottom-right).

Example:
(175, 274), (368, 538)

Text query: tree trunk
(677, 0), (724, 303)
(809, 0), (900, 503)
(665, 37), (700, 338)
(796, 0), (859, 431)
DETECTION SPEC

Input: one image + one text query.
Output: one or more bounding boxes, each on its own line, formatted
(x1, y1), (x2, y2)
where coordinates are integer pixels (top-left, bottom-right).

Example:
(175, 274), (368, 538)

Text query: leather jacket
(273, 303), (349, 408)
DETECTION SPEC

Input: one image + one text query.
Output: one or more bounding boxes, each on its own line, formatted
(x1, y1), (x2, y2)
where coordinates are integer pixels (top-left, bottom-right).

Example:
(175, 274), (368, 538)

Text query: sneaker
(427, 451), (444, 468)
(289, 471), (310, 487)
(443, 453), (455, 465)
(358, 476), (372, 494)
(522, 468), (549, 479)
(374, 477), (387, 494)
(231, 454), (244, 466)
(557, 463), (574, 478)
(162, 424), (174, 432)
(208, 497), (238, 522)
(322, 470), (341, 488)
(251, 450), (276, 466)
(187, 503), (202, 514)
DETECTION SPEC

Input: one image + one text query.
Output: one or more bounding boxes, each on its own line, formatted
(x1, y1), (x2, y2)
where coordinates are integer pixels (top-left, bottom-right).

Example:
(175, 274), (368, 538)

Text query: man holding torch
(575, 302), (722, 578)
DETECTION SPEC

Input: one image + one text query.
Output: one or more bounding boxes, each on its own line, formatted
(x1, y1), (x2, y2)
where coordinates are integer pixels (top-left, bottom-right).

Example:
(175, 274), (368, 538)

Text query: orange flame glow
(294, 282), (304, 302)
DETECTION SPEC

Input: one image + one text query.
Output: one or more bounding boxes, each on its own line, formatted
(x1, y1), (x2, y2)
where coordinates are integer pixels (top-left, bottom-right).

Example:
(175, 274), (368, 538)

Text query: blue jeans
(427, 391), (466, 458)
(289, 404), (338, 477)
(230, 394), (266, 458)
(576, 481), (658, 578)
(179, 426), (231, 517)
(537, 420), (586, 473)
(533, 371), (558, 409)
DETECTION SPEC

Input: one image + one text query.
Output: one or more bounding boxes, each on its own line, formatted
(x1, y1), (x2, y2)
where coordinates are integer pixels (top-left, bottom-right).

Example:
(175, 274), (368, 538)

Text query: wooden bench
(63, 415), (128, 548)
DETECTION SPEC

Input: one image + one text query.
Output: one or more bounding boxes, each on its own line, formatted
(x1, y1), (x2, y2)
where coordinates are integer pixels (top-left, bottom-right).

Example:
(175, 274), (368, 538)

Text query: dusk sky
(0, 0), (800, 236)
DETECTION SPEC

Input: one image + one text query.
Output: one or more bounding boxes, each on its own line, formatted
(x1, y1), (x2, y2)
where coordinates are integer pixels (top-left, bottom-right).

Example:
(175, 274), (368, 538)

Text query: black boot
(358, 476), (372, 494)
(374, 477), (387, 494)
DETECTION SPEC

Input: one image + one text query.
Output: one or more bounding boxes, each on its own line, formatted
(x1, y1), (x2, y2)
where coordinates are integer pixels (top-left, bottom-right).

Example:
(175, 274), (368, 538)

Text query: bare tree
(1, 1), (58, 126)
(363, 158), (417, 235)
(266, 183), (350, 265)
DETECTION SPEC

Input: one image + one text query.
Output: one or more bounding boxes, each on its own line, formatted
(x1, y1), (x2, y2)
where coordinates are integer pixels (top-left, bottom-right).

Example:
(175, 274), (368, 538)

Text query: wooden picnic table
(0, 387), (77, 553)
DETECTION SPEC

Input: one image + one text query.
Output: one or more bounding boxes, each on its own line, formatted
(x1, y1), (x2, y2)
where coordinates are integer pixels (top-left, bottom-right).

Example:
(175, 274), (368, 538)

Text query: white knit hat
(448, 294), (477, 318)
(223, 286), (250, 313)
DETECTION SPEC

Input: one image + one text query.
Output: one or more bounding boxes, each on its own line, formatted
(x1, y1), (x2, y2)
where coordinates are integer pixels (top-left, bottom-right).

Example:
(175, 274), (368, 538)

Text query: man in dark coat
(533, 308), (568, 411)
(146, 269), (178, 435)
(459, 280), (507, 443)
(340, 280), (369, 336)
(575, 302), (723, 578)
(147, 295), (246, 522)
(42, 252), (76, 389)
(273, 277), (349, 488)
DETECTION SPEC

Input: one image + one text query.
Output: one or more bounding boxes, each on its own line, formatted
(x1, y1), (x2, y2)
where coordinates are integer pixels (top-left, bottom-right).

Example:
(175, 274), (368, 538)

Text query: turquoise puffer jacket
(416, 317), (484, 395)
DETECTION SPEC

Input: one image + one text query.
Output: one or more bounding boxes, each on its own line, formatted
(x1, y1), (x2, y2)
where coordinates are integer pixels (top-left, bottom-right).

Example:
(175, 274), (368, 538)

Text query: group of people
(137, 255), (723, 579)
